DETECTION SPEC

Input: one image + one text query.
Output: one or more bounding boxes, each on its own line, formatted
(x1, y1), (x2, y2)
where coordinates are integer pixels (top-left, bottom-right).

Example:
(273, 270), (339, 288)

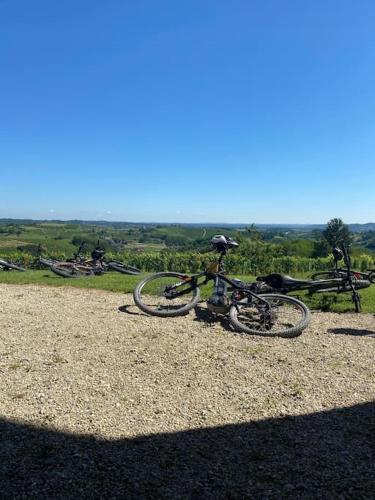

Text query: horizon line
(1, 218), (375, 226)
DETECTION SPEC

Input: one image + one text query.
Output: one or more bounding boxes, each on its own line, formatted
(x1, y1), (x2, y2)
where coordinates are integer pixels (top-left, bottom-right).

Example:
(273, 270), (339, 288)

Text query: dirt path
(0, 284), (374, 498)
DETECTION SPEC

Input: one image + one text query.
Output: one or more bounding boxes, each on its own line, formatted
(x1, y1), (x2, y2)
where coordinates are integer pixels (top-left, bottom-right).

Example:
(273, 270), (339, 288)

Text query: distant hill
(347, 223), (375, 232)
(1, 219), (375, 232)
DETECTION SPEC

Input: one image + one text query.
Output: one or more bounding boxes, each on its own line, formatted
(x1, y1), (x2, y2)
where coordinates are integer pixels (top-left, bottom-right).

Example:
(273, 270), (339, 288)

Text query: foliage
(1, 220), (374, 276)
(312, 238), (331, 258)
(323, 218), (352, 249)
(4, 247), (373, 277)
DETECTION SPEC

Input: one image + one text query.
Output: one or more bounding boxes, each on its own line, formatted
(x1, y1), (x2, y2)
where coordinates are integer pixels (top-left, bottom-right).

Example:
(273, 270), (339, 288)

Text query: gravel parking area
(1, 284), (374, 498)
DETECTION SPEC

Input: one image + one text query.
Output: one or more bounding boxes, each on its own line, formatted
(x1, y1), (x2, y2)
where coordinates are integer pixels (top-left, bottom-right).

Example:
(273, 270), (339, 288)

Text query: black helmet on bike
(211, 235), (239, 252)
(91, 245), (106, 261)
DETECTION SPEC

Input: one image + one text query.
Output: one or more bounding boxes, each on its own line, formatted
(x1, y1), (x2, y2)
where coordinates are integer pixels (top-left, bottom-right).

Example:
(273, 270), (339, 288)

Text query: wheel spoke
(134, 272), (200, 317)
(230, 294), (310, 337)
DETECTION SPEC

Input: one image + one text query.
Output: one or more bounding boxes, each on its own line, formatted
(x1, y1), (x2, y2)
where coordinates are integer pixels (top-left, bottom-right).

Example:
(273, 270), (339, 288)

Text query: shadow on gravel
(1, 402), (374, 498)
(328, 327), (375, 337)
(193, 305), (234, 332)
(118, 304), (147, 316)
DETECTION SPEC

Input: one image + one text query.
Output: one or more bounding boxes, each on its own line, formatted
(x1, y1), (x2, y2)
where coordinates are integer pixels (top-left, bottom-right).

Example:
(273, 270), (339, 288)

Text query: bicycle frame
(333, 267), (375, 281)
(323, 246), (375, 280)
(164, 251), (271, 308)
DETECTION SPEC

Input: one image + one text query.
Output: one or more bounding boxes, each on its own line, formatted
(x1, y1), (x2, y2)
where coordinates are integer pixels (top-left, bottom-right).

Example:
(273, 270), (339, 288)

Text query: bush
(4, 247), (374, 276)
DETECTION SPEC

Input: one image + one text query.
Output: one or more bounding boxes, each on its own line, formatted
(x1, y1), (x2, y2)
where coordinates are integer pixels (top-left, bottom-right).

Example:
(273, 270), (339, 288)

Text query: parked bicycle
(256, 247), (370, 312)
(133, 235), (311, 338)
(310, 247), (375, 283)
(51, 242), (140, 278)
(0, 258), (26, 272)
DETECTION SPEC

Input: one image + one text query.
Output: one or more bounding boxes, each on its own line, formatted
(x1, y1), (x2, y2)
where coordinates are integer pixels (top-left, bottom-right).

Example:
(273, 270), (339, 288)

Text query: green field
(2, 220), (373, 257)
(1, 220), (375, 313)
(1, 269), (374, 313)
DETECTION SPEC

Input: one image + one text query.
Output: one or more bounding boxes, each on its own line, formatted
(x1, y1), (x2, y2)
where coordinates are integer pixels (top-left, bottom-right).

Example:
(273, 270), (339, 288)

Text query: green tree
(312, 238), (331, 257)
(323, 218), (352, 249)
(245, 224), (263, 241)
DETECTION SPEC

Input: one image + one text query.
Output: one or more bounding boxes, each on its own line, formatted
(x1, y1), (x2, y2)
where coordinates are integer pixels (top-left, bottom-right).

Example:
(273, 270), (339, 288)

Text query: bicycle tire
(51, 263), (94, 278)
(133, 272), (201, 317)
(108, 261), (140, 275)
(310, 271), (341, 280)
(0, 260), (26, 272)
(39, 258), (58, 268)
(229, 293), (310, 338)
(352, 291), (361, 313)
(311, 279), (371, 294)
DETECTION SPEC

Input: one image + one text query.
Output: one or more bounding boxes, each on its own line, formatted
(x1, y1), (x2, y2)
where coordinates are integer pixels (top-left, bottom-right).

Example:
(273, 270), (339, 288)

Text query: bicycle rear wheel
(0, 260), (26, 272)
(39, 258), (58, 268)
(51, 263), (94, 278)
(311, 279), (371, 294)
(229, 293), (310, 338)
(108, 261), (140, 275)
(133, 272), (201, 317)
(310, 271), (340, 280)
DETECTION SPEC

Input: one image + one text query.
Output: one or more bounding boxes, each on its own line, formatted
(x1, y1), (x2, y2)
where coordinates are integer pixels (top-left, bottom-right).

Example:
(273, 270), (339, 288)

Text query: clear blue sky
(1, 0), (374, 223)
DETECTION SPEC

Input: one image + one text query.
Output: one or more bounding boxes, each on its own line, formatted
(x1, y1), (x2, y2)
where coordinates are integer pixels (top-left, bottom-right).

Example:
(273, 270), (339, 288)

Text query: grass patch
(290, 286), (375, 313)
(0, 270), (143, 294)
(0, 270), (375, 313)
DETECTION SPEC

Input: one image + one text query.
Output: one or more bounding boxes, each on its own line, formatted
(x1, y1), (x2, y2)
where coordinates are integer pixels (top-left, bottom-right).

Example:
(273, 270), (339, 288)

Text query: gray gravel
(0, 284), (374, 498)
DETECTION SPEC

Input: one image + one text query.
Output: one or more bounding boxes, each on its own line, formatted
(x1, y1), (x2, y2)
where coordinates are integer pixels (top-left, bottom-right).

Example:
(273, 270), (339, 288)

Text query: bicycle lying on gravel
(133, 235), (311, 338)
(0, 258), (25, 272)
(51, 242), (140, 278)
(256, 247), (370, 313)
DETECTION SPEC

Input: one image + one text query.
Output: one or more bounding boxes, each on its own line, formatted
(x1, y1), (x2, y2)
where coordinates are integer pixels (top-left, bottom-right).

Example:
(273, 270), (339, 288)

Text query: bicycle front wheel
(51, 263), (94, 278)
(229, 293), (310, 338)
(108, 261), (140, 275)
(133, 272), (201, 317)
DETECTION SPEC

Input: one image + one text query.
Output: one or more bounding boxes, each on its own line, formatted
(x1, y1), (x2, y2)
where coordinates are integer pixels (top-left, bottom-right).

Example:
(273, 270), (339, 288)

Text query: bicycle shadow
(193, 304), (234, 332)
(118, 304), (148, 316)
(328, 327), (375, 337)
(118, 303), (195, 318)
(120, 302), (236, 333)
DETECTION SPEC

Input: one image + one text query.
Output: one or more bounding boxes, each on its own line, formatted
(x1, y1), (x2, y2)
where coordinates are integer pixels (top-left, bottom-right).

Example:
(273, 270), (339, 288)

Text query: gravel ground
(0, 284), (374, 498)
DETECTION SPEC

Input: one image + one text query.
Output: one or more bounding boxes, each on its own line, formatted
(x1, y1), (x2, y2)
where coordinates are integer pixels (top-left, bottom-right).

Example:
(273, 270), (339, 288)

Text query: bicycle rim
(229, 294), (310, 338)
(51, 263), (94, 278)
(134, 272), (200, 317)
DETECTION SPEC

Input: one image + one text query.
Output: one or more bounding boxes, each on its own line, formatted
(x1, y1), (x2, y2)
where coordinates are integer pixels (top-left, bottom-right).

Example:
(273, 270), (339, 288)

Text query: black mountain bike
(311, 247), (375, 283)
(255, 273), (370, 295)
(133, 235), (311, 338)
(257, 247), (369, 312)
